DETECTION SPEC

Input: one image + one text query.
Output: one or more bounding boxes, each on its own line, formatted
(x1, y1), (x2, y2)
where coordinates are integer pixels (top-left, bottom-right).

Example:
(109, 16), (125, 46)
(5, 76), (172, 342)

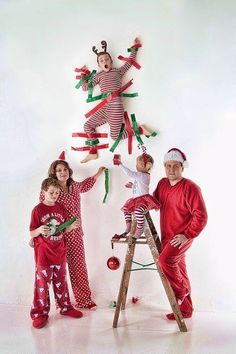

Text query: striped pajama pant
(84, 98), (130, 152)
(124, 205), (146, 238)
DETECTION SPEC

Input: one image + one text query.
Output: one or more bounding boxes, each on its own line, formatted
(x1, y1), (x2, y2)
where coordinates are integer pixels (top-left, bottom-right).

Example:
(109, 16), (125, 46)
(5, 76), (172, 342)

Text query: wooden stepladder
(111, 212), (187, 332)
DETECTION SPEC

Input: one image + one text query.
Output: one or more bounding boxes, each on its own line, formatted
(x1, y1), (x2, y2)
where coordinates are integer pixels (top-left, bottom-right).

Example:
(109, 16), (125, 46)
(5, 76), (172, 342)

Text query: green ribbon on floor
(102, 168), (109, 203)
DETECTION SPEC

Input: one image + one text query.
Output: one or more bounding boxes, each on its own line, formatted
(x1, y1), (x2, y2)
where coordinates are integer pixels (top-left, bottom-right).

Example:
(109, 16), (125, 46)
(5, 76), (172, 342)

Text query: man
(153, 148), (208, 320)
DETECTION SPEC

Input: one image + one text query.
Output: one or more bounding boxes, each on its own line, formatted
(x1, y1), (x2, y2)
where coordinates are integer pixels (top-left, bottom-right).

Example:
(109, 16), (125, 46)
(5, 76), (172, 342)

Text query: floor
(1, 303), (235, 354)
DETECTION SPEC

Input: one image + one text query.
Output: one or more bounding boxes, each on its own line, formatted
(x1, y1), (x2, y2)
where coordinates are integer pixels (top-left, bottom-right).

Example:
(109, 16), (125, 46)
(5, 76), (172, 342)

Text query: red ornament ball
(107, 256), (120, 270)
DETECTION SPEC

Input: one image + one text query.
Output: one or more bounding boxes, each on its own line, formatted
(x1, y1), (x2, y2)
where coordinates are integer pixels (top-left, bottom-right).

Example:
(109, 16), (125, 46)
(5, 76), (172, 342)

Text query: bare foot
(139, 124), (152, 136)
(80, 153), (98, 163)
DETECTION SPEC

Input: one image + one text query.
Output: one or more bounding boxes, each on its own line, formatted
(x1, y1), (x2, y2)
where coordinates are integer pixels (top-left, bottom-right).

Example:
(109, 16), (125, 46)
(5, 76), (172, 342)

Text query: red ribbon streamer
(85, 79), (133, 119)
(123, 111), (133, 155)
(74, 68), (90, 75)
(118, 55), (141, 70)
(71, 144), (109, 152)
(72, 132), (108, 138)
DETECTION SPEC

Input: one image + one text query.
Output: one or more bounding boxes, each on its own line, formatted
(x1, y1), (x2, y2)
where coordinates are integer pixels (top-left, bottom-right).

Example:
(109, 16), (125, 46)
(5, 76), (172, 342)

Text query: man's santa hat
(164, 148), (189, 167)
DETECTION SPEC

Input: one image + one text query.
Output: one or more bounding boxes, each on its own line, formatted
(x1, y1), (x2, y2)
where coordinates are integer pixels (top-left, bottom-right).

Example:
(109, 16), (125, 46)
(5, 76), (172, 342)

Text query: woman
(41, 159), (105, 309)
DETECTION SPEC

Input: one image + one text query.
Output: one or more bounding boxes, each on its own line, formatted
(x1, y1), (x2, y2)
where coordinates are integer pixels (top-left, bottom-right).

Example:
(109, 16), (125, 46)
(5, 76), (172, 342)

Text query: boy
(29, 177), (82, 329)
(79, 37), (152, 163)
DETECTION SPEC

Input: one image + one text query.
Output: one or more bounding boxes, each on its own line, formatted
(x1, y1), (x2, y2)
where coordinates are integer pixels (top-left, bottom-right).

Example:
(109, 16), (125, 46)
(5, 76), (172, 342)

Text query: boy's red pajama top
(30, 202), (68, 266)
(153, 178), (207, 313)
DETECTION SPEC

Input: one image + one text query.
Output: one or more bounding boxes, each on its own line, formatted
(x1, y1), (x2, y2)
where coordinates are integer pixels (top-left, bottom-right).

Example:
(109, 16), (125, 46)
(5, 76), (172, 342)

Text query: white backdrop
(0, 0), (235, 312)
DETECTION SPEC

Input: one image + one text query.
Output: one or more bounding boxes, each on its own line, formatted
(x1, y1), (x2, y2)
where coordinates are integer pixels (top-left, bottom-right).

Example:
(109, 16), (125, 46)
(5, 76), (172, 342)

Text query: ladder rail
(112, 214), (188, 332)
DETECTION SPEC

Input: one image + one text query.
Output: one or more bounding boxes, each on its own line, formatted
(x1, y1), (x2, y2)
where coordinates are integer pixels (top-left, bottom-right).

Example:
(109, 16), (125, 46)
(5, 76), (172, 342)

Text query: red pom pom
(107, 256), (120, 270)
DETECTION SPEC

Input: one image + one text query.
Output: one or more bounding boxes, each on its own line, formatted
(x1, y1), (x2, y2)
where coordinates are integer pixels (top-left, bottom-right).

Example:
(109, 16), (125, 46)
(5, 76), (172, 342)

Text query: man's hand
(170, 234), (188, 249)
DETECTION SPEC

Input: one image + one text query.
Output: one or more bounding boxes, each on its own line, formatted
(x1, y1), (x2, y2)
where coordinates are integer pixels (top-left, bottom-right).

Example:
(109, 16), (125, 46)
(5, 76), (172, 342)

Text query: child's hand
(28, 238), (34, 248)
(133, 37), (141, 47)
(81, 65), (88, 71)
(125, 181), (133, 189)
(38, 225), (50, 236)
(81, 65), (90, 75)
(113, 154), (121, 165)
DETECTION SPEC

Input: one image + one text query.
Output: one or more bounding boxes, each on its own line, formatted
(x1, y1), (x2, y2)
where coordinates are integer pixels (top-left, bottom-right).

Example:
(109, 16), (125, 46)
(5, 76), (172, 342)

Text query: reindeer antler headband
(92, 40), (108, 56)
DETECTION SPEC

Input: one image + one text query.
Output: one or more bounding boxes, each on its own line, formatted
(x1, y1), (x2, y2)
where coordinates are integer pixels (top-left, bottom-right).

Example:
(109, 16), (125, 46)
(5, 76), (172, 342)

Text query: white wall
(1, 0), (235, 311)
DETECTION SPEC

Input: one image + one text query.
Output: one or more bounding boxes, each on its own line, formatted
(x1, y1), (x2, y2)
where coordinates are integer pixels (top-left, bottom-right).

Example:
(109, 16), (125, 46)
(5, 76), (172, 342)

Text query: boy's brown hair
(41, 177), (60, 191)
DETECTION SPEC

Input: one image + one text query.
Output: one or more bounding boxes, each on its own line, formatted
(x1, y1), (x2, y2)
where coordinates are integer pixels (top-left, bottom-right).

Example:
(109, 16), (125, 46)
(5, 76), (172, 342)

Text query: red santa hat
(58, 151), (65, 160)
(164, 148), (189, 167)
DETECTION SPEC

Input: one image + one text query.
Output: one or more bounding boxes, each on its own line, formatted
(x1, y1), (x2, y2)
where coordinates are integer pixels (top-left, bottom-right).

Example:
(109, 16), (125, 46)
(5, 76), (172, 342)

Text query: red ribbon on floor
(118, 56), (141, 70)
(85, 79), (133, 119)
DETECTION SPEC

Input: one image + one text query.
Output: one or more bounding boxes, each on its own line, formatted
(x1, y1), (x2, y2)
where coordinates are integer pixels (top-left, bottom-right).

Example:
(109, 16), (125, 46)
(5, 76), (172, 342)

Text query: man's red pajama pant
(159, 239), (194, 315)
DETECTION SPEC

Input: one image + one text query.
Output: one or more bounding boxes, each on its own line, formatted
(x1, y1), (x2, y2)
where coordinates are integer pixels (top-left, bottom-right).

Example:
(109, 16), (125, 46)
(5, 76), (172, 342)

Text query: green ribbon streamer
(145, 131), (158, 138)
(109, 123), (125, 152)
(127, 47), (138, 52)
(131, 113), (144, 145)
(85, 139), (100, 146)
(75, 70), (96, 90)
(53, 217), (76, 234)
(102, 168), (109, 203)
(87, 70), (97, 101)
(86, 92), (138, 103)
(86, 92), (109, 103)
(120, 92), (138, 98)
(75, 75), (90, 89)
